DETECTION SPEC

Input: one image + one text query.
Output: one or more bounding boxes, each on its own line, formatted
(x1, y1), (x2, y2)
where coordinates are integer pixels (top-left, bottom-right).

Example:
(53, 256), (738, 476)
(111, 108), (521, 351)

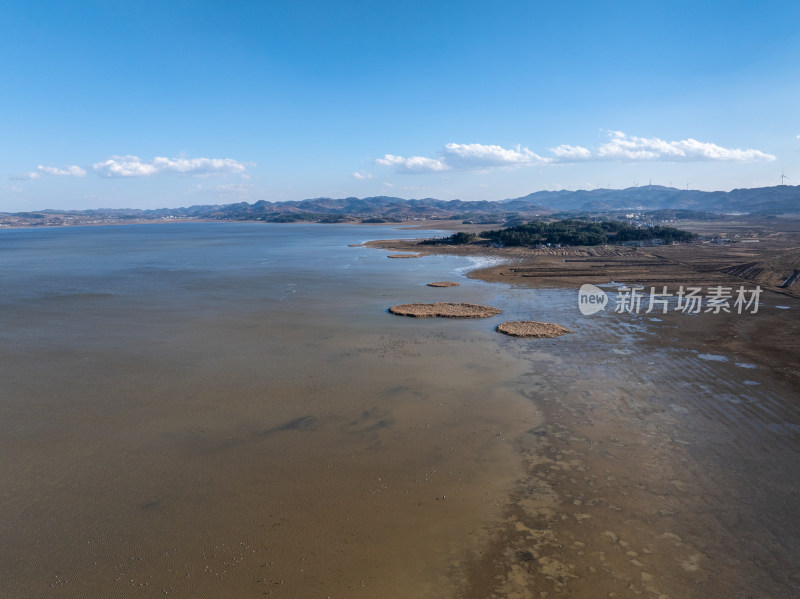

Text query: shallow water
(1, 223), (532, 597)
(1, 223), (798, 597)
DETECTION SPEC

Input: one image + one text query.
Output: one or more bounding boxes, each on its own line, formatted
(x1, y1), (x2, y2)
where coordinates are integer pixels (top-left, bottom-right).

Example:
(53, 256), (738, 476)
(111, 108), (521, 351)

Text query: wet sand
(456, 309), (800, 597)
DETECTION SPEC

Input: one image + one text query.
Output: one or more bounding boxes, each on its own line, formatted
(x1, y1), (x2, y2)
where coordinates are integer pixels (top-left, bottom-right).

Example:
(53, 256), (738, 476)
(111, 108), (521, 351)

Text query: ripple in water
(698, 353), (728, 362)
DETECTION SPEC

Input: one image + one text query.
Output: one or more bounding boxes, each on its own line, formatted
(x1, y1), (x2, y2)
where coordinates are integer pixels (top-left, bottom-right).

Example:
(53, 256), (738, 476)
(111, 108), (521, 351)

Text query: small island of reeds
(389, 302), (502, 318)
(496, 321), (572, 338)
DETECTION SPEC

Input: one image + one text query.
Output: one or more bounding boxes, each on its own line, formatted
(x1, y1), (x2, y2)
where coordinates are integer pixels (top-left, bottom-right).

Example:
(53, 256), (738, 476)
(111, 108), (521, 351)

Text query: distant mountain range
(504, 184), (800, 214)
(3, 185), (799, 227)
(202, 185), (800, 217)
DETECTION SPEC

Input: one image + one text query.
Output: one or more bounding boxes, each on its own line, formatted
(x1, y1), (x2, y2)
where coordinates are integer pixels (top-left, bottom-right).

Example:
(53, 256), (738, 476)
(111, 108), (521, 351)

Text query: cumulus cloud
(153, 156), (247, 175)
(37, 164), (87, 177)
(378, 133), (774, 174)
(376, 154), (450, 173)
(92, 156), (157, 177)
(592, 131), (774, 162)
(18, 154), (249, 182)
(550, 144), (592, 160)
(376, 142), (547, 174)
(442, 143), (548, 167)
(93, 155), (248, 177)
(352, 171), (372, 180)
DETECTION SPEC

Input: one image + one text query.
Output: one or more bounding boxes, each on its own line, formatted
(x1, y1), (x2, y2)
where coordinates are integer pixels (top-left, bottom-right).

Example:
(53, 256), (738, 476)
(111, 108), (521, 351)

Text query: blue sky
(2, 0), (799, 211)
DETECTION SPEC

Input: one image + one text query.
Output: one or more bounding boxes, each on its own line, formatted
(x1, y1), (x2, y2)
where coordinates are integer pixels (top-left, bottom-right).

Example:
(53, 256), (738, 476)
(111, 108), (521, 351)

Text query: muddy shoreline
(367, 230), (800, 384)
(453, 310), (800, 598)
(369, 228), (800, 597)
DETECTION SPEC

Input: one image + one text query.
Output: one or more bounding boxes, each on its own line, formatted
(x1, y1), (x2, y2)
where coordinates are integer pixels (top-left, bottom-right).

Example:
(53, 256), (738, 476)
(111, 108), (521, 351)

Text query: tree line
(422, 220), (696, 247)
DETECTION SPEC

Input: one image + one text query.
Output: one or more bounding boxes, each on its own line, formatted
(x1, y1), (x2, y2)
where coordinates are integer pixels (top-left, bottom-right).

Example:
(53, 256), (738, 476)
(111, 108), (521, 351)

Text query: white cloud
(37, 164), (87, 177)
(352, 171), (372, 180)
(443, 143), (548, 167)
(593, 131), (775, 162)
(93, 155), (248, 177)
(550, 144), (592, 160)
(376, 154), (450, 173)
(376, 142), (547, 174)
(92, 156), (157, 177)
(153, 156), (247, 175)
(378, 133), (774, 174)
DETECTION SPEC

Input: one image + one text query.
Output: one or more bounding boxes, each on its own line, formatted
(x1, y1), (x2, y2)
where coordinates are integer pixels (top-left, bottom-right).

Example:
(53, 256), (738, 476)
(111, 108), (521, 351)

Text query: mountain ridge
(3, 185), (798, 226)
(504, 184), (800, 213)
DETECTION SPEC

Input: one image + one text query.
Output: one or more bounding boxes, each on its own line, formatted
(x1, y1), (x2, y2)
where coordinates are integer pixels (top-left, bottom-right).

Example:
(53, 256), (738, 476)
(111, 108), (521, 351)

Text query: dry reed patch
(496, 321), (572, 338)
(427, 281), (460, 287)
(389, 302), (502, 318)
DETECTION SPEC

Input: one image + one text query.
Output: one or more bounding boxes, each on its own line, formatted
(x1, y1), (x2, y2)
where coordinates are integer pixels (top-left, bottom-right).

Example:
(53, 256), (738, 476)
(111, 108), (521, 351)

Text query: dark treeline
(644, 209), (725, 221)
(420, 231), (478, 245)
(479, 220), (697, 247)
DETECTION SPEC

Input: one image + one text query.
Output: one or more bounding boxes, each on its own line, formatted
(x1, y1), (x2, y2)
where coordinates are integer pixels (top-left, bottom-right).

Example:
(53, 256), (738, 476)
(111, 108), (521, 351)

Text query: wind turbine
(780, 171), (788, 185)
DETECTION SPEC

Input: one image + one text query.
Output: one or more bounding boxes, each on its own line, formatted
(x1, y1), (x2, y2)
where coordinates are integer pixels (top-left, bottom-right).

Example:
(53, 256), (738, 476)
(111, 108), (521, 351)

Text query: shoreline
(367, 234), (800, 383)
(0, 218), (455, 232)
(368, 231), (800, 596)
(0, 216), (464, 230)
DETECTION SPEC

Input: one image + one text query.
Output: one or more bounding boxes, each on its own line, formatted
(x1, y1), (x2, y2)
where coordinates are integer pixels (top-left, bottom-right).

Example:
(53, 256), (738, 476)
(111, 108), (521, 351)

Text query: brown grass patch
(496, 321), (573, 338)
(389, 302), (502, 318)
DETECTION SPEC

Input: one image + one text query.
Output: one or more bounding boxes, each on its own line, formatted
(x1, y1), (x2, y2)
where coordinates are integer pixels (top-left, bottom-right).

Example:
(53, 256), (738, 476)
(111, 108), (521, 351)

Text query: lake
(1, 222), (797, 598)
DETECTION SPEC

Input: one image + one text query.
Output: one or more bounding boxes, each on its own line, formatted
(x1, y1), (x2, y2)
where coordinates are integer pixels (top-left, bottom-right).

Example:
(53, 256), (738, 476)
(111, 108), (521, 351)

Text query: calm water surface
(0, 223), (536, 597)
